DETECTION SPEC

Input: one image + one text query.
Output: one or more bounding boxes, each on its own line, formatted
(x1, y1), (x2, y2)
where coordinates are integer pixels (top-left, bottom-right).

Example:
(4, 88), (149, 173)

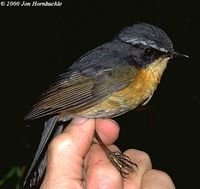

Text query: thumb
(41, 118), (95, 189)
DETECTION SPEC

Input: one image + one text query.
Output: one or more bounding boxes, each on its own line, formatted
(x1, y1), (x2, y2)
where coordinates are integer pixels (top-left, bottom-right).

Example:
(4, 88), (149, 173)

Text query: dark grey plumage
(118, 23), (173, 53)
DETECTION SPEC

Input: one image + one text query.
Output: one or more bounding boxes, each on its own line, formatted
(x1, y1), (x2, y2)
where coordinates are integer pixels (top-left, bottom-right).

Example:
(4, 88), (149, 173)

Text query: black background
(0, 0), (199, 188)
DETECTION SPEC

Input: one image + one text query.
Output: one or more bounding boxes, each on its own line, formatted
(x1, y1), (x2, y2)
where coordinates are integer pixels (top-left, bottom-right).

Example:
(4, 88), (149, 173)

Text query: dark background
(0, 0), (199, 188)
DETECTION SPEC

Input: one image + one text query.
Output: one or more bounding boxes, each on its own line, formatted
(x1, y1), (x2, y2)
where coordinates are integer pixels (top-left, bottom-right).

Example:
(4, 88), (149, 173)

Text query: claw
(108, 151), (137, 177)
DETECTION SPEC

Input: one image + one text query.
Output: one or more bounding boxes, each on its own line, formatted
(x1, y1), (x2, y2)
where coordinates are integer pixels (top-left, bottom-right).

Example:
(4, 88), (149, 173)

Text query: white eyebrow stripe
(125, 38), (168, 53)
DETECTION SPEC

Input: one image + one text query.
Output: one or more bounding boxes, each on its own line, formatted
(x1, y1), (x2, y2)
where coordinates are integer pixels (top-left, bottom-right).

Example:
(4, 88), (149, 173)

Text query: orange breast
(74, 58), (169, 118)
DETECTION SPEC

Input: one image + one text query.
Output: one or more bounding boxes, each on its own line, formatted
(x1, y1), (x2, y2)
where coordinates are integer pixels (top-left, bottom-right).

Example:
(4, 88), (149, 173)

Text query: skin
(40, 118), (175, 189)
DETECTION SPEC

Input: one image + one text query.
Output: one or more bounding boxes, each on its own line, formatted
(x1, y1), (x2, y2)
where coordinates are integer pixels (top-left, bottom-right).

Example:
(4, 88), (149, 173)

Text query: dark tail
(22, 115), (68, 189)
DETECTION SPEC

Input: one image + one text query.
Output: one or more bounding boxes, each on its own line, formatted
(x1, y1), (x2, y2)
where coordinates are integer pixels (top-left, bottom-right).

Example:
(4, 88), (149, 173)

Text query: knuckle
(124, 149), (152, 169)
(145, 169), (175, 188)
(92, 166), (121, 189)
(138, 151), (151, 164)
(48, 133), (72, 154)
(149, 169), (172, 180)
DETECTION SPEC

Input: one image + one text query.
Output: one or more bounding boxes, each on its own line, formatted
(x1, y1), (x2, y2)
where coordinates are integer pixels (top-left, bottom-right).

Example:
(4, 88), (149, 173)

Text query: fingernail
(71, 117), (88, 125)
(110, 119), (120, 130)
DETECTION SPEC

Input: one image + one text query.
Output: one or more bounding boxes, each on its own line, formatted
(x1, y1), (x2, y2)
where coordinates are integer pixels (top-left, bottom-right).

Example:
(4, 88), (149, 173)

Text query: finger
(95, 118), (120, 145)
(41, 118), (95, 188)
(123, 149), (152, 189)
(141, 170), (176, 189)
(84, 144), (123, 189)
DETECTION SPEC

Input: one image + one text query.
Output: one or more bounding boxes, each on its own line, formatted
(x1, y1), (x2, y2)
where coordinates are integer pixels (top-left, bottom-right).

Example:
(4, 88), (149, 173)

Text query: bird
(22, 23), (188, 188)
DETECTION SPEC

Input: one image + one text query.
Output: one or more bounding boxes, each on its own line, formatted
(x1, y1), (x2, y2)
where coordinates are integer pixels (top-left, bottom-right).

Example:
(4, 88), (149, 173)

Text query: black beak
(171, 51), (189, 59)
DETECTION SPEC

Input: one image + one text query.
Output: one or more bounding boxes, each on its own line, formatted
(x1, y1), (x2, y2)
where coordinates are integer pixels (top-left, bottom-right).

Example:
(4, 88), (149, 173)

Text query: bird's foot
(108, 151), (137, 177)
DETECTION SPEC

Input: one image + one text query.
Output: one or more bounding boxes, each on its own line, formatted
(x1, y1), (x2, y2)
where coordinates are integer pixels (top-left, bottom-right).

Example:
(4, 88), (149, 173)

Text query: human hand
(40, 118), (175, 189)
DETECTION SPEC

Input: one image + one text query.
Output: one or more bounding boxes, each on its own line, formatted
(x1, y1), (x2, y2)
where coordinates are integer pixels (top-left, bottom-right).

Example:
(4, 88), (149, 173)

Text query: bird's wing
(25, 43), (138, 120)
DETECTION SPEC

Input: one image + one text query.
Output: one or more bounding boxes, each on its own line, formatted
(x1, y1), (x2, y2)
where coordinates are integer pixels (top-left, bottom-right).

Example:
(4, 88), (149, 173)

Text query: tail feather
(22, 115), (69, 188)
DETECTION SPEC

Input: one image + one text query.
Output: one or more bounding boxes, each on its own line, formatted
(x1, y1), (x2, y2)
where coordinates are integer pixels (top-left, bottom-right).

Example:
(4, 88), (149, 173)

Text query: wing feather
(25, 41), (139, 120)
(25, 72), (108, 120)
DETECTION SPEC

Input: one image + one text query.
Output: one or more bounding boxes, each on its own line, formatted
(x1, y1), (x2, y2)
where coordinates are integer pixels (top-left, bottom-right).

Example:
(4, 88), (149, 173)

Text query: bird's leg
(94, 130), (137, 177)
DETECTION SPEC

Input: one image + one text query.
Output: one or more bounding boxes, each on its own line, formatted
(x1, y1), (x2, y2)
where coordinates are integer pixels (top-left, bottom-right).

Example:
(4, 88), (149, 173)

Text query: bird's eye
(144, 48), (154, 57)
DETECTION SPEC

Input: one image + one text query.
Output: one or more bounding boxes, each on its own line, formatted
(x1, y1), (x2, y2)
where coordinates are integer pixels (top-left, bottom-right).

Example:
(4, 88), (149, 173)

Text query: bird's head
(117, 23), (188, 68)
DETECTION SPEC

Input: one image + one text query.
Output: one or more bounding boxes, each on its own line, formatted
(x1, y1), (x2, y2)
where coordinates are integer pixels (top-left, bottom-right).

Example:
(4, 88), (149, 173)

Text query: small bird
(23, 23), (188, 188)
